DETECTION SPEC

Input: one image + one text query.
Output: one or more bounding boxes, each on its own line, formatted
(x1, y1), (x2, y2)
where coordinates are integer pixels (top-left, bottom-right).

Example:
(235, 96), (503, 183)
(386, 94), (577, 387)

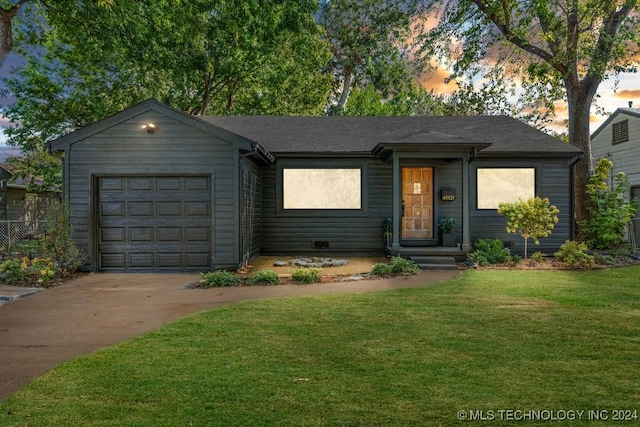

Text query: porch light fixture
(142, 123), (157, 134)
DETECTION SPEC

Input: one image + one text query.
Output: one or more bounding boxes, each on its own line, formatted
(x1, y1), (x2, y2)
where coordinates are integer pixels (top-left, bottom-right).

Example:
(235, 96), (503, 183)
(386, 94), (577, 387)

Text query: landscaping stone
(274, 257), (349, 268)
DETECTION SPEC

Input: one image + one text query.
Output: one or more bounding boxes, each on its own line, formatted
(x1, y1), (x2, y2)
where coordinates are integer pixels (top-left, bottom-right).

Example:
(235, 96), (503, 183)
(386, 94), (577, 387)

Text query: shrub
(0, 256), (57, 286)
(291, 267), (321, 284)
(200, 270), (238, 287)
(390, 256), (419, 275)
(248, 269), (280, 286)
(44, 202), (83, 276)
(531, 251), (546, 263)
(554, 240), (594, 268)
(0, 259), (27, 284)
(498, 197), (559, 258)
(467, 239), (511, 265)
(581, 159), (637, 250)
(370, 262), (394, 277)
(370, 257), (418, 276)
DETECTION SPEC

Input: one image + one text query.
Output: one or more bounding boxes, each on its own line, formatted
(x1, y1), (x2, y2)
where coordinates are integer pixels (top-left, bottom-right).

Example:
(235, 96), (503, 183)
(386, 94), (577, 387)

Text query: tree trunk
(565, 78), (599, 236)
(334, 71), (353, 113)
(0, 3), (26, 69)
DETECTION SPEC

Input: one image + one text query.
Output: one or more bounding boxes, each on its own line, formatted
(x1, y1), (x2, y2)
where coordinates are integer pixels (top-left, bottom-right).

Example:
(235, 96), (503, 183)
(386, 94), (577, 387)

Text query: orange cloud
(418, 65), (457, 94)
(614, 89), (640, 99)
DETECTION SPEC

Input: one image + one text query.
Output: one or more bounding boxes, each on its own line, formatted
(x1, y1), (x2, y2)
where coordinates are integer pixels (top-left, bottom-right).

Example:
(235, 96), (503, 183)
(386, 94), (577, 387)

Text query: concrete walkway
(0, 270), (460, 402)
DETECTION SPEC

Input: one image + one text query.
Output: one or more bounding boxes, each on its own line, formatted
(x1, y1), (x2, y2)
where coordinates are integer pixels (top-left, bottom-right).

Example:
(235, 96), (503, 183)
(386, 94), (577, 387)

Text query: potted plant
(383, 217), (393, 248)
(438, 217), (458, 247)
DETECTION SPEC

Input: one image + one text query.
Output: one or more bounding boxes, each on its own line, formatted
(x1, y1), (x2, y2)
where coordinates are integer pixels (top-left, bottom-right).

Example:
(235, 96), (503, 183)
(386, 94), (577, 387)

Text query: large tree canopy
(415, 0), (640, 227)
(2, 0), (333, 189)
(318, 0), (422, 114)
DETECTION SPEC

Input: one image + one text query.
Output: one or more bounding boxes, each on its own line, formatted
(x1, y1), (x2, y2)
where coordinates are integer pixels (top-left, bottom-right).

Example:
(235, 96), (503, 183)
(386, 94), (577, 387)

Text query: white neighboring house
(591, 105), (640, 244)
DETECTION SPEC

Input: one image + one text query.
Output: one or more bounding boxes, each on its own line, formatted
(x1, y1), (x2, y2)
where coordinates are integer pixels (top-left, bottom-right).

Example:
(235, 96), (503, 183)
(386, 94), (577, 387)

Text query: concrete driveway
(0, 270), (459, 401)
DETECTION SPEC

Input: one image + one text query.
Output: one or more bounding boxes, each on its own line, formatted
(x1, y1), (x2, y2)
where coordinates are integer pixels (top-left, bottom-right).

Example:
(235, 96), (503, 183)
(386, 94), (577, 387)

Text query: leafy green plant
(467, 239), (511, 265)
(0, 259), (27, 284)
(437, 217), (458, 234)
(370, 262), (394, 277)
(389, 256), (419, 275)
(44, 202), (83, 276)
(554, 240), (594, 268)
(291, 267), (322, 284)
(247, 270), (280, 286)
(530, 251), (545, 263)
(0, 256), (57, 286)
(370, 257), (419, 276)
(383, 217), (393, 246)
(200, 270), (238, 288)
(498, 197), (559, 258)
(580, 159), (637, 250)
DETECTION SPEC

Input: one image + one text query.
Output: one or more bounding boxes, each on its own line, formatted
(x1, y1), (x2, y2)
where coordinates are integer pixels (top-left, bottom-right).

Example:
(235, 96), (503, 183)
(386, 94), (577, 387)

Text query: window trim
(276, 165), (368, 216)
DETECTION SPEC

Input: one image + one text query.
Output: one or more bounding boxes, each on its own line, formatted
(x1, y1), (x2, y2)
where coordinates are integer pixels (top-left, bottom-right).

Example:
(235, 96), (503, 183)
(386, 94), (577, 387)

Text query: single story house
(48, 99), (582, 272)
(591, 105), (640, 242)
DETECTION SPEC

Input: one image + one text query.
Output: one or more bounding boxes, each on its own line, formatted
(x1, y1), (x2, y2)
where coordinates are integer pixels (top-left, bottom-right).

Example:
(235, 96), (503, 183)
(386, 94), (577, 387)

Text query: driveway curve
(0, 270), (459, 401)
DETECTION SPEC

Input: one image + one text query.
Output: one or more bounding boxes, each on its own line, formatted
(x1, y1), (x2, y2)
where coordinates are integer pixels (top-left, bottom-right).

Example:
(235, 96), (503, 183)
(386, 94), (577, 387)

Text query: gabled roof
(47, 99), (581, 160)
(47, 99), (274, 163)
(203, 115), (581, 157)
(591, 108), (640, 140)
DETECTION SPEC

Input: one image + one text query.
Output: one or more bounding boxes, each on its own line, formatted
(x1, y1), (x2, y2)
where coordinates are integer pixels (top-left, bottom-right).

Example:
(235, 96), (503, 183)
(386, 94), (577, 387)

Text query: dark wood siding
(470, 158), (573, 255)
(65, 110), (239, 270)
(241, 159), (262, 263)
(434, 160), (464, 242)
(261, 157), (392, 255)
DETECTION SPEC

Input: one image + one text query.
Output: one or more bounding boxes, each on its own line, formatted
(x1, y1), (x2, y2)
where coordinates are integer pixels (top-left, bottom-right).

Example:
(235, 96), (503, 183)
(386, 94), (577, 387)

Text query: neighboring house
(591, 106), (640, 243)
(48, 99), (582, 272)
(0, 147), (59, 223)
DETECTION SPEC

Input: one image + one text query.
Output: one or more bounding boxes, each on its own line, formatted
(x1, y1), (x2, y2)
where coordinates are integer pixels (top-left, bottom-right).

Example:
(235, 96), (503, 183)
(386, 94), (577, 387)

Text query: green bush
(370, 262), (394, 277)
(554, 241), (594, 268)
(0, 259), (27, 284)
(291, 267), (321, 284)
(200, 270), (238, 287)
(531, 251), (545, 263)
(44, 202), (83, 275)
(370, 257), (418, 276)
(581, 159), (637, 250)
(390, 256), (419, 275)
(248, 269), (280, 286)
(0, 257), (57, 286)
(467, 239), (511, 265)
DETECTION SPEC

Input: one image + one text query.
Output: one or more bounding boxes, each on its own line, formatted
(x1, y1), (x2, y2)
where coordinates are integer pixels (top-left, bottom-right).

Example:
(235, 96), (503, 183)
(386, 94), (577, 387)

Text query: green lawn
(1, 267), (639, 426)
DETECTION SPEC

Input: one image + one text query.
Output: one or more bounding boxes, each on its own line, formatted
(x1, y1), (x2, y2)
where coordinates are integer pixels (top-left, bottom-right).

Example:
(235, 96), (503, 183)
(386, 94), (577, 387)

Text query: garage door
(98, 176), (212, 271)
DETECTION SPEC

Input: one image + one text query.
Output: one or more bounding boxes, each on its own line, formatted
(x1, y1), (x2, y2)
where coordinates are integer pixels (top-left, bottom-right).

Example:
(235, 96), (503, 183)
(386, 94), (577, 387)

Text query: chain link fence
(0, 220), (47, 253)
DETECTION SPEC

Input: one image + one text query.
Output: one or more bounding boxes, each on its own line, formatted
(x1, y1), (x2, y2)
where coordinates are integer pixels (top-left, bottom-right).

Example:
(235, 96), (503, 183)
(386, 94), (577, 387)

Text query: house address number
(440, 188), (456, 201)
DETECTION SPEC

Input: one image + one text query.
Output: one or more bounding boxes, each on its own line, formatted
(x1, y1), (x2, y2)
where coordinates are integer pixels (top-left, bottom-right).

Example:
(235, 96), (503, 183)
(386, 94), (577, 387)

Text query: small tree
(581, 159), (637, 250)
(44, 201), (83, 276)
(498, 197), (559, 258)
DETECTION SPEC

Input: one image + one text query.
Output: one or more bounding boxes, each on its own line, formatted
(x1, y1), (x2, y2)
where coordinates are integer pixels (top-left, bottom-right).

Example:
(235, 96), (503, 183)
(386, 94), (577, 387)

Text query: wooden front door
(402, 167), (433, 239)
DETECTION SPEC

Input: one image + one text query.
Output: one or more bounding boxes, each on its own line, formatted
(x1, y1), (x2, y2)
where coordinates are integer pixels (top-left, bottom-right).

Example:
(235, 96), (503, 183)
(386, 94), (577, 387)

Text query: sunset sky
(0, 49), (637, 143)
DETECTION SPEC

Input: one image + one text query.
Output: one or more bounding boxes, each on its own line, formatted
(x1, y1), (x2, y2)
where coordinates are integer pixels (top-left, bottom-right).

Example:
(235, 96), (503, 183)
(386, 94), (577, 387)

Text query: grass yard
(1, 267), (639, 426)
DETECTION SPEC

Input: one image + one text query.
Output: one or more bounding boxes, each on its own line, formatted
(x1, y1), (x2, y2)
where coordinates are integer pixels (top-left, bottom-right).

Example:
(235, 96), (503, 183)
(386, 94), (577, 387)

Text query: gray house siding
(63, 110), (240, 270)
(434, 160), (464, 243)
(469, 158), (574, 256)
(592, 110), (640, 188)
(261, 157), (392, 255)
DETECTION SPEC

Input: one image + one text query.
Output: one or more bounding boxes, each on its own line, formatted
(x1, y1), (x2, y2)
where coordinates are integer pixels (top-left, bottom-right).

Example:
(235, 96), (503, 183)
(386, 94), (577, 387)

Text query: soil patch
(239, 256), (389, 281)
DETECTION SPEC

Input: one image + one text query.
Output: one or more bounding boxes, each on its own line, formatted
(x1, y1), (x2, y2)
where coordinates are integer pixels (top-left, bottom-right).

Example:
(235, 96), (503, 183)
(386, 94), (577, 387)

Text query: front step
(409, 256), (459, 270)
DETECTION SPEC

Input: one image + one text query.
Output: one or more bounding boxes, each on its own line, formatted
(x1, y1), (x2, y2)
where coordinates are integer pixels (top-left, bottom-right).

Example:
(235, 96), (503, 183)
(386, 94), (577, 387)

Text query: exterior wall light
(142, 123), (157, 134)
